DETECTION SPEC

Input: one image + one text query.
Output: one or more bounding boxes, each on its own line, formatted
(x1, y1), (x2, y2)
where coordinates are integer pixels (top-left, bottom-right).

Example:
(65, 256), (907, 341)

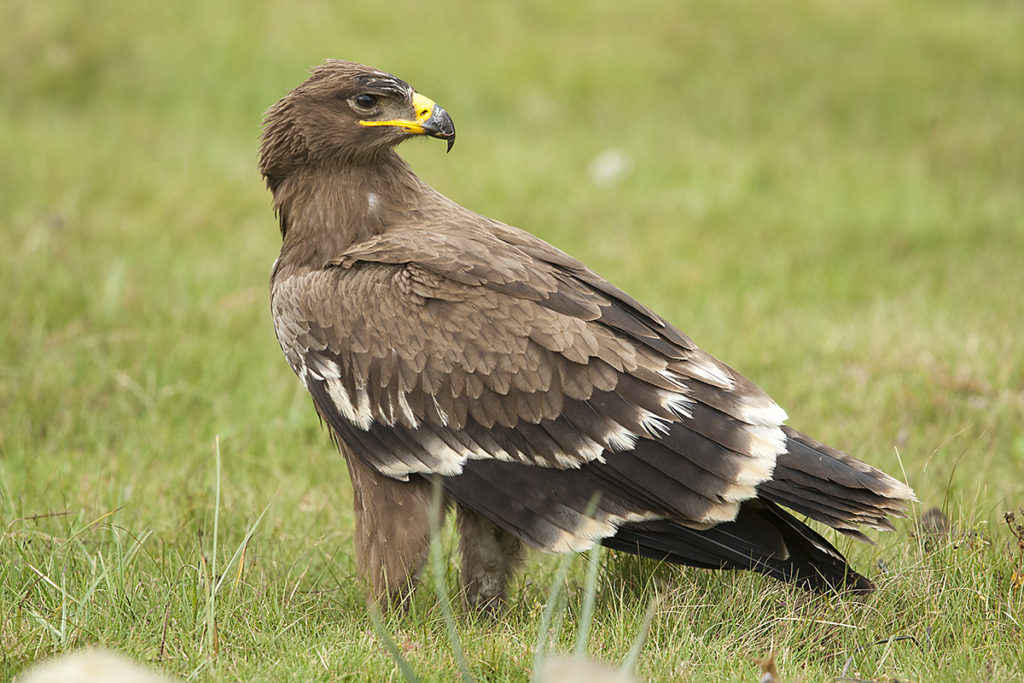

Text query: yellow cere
(412, 93), (437, 123)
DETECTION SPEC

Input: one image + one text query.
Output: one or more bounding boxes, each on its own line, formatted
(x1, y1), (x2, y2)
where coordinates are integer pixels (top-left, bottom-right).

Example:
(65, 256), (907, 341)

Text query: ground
(2, 1), (1023, 680)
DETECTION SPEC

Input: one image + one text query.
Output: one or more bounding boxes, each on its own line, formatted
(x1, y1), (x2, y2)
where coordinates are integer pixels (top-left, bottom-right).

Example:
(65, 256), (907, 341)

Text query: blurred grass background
(2, 0), (1022, 680)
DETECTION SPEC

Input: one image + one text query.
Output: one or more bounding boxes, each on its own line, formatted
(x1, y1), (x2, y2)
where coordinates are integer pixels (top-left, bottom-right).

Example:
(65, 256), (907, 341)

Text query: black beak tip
(424, 106), (456, 153)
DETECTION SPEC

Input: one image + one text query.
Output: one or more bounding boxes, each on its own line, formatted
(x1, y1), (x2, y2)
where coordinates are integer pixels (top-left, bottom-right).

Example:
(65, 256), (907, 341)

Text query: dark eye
(353, 93), (378, 110)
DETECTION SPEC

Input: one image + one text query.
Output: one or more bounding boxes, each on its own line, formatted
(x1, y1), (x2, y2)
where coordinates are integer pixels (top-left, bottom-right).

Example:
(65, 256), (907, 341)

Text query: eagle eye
(352, 93), (378, 111)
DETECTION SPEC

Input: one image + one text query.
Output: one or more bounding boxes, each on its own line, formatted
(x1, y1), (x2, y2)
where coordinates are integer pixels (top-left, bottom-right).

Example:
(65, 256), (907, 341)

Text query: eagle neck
(273, 150), (429, 273)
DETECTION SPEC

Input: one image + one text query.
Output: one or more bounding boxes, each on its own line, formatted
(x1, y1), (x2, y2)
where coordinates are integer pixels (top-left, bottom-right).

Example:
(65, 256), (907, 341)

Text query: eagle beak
(414, 93), (456, 152)
(360, 92), (456, 152)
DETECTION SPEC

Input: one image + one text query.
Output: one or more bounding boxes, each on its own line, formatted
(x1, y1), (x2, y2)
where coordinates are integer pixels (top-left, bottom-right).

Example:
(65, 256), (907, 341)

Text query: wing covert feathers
(273, 242), (793, 524)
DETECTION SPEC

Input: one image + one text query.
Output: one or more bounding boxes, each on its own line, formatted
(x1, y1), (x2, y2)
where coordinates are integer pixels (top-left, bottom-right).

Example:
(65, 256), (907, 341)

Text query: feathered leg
(344, 451), (436, 608)
(457, 504), (524, 611)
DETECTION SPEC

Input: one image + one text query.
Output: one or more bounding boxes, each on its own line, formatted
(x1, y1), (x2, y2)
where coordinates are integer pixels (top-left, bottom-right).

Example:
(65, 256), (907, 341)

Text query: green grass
(2, 0), (1023, 679)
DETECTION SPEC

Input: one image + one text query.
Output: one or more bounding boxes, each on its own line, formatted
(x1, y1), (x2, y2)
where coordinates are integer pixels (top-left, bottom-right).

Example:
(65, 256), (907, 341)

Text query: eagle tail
(757, 427), (916, 540)
(603, 499), (875, 593)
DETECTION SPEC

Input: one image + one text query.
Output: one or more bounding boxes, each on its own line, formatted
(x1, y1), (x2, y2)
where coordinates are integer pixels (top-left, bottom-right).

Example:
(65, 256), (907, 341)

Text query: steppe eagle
(260, 60), (915, 609)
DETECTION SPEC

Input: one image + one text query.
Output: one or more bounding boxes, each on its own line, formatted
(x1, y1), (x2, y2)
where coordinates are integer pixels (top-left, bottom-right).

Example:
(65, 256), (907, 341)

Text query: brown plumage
(261, 60), (915, 609)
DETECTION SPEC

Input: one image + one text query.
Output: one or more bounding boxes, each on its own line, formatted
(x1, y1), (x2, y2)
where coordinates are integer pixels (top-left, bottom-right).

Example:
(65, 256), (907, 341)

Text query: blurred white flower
(18, 649), (179, 683)
(535, 655), (638, 683)
(588, 148), (631, 187)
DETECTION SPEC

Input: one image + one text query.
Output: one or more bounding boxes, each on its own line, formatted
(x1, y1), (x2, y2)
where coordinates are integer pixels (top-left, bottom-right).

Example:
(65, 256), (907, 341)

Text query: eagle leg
(457, 504), (524, 612)
(344, 451), (436, 608)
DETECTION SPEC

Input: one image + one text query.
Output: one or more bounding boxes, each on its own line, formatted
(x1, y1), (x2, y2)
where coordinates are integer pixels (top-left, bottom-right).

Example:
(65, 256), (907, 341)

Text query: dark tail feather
(603, 499), (875, 593)
(758, 427), (916, 537)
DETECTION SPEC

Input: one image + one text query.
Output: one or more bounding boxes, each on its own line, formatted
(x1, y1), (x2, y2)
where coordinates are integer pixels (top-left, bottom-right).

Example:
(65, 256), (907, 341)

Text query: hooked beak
(360, 92), (456, 152)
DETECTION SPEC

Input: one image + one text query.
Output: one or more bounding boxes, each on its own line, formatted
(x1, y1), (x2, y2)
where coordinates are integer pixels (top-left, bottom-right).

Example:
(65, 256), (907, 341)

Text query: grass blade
(367, 599), (422, 683)
(429, 477), (473, 682)
(621, 591), (660, 675)
(573, 544), (603, 658)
